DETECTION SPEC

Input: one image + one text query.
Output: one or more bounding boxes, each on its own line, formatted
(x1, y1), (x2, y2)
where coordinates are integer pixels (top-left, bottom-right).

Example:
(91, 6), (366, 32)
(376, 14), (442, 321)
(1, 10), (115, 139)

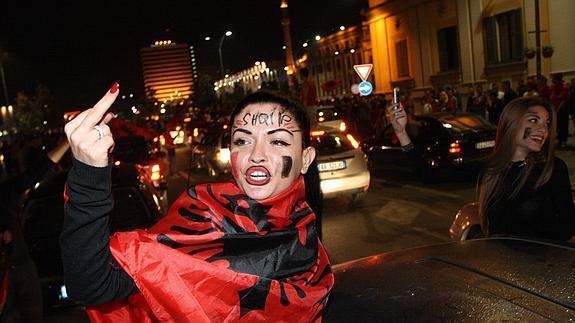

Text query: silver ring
(94, 125), (104, 140)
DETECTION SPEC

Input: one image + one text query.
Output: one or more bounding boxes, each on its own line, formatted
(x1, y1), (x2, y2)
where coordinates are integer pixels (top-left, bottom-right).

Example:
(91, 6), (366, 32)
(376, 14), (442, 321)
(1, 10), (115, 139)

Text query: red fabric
(87, 176), (333, 322)
(0, 262), (8, 314)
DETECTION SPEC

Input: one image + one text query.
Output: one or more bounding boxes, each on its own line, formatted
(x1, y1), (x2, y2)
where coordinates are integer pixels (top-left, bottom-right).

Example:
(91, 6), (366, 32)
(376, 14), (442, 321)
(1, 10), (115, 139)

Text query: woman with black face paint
(388, 96), (575, 241)
(60, 86), (333, 322)
(476, 97), (575, 240)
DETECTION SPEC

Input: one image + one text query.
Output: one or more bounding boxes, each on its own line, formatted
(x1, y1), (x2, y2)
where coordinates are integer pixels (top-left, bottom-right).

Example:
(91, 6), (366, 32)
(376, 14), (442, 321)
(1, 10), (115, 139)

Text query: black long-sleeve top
(486, 157), (575, 241)
(59, 159), (138, 305)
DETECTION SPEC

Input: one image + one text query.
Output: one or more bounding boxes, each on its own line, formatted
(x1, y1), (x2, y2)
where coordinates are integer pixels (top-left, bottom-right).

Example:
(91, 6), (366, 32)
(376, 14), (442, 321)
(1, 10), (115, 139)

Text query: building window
(483, 9), (523, 64)
(395, 39), (409, 77)
(437, 26), (459, 71)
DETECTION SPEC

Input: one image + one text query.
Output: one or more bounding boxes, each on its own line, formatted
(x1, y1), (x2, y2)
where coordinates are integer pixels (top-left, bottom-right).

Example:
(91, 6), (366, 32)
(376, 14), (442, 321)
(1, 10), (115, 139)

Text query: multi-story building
(140, 40), (195, 103)
(302, 24), (373, 99)
(366, 0), (575, 111)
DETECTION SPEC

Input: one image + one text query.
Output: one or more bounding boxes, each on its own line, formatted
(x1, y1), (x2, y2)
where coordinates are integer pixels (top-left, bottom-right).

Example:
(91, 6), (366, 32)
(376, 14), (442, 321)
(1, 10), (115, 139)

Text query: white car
(311, 129), (370, 204)
(308, 105), (348, 133)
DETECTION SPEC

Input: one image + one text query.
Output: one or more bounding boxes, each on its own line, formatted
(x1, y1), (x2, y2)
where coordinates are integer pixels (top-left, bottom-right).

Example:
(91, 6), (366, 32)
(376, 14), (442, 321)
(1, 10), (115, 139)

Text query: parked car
(190, 124), (231, 177)
(21, 163), (167, 310)
(325, 237), (575, 322)
(363, 112), (496, 182)
(450, 182), (575, 242)
(113, 135), (168, 194)
(311, 128), (370, 203)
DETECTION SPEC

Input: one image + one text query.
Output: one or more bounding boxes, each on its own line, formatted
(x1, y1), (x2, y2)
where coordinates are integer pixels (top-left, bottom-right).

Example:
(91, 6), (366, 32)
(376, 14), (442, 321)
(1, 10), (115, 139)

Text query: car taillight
(339, 121), (346, 132)
(216, 148), (231, 163)
(346, 134), (360, 149)
(449, 141), (461, 154)
(151, 164), (161, 180)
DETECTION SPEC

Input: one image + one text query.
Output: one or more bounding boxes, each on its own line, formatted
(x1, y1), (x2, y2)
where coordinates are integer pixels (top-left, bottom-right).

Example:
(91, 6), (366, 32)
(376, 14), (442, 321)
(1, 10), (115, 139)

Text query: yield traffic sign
(353, 64), (373, 82)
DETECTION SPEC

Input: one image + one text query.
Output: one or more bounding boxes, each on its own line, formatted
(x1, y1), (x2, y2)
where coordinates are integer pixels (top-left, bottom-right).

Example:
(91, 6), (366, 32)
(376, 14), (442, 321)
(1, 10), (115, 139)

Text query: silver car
(311, 129), (370, 204)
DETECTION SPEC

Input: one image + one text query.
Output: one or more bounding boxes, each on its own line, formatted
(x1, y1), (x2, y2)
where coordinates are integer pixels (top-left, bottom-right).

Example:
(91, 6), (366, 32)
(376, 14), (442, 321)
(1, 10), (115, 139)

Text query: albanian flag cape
(86, 176), (334, 322)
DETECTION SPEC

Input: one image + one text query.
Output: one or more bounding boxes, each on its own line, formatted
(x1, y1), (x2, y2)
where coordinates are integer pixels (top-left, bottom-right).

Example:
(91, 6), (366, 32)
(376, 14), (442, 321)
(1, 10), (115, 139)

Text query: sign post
(353, 64), (373, 96)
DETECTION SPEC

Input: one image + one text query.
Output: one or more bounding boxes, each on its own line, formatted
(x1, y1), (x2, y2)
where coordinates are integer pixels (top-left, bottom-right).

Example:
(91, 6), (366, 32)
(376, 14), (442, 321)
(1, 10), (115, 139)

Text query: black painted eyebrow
(267, 129), (295, 136)
(232, 128), (252, 136)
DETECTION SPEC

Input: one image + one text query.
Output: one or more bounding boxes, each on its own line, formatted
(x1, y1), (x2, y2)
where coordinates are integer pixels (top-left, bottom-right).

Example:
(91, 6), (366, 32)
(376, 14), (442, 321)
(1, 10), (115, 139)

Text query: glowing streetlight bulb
(225, 31), (232, 37)
(339, 25), (345, 31)
(205, 36), (211, 41)
(315, 35), (321, 41)
(303, 42), (308, 48)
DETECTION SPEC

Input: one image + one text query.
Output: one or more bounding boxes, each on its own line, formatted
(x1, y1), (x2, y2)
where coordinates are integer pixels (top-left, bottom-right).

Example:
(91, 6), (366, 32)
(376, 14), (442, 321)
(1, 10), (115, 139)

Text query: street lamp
(218, 31), (233, 78)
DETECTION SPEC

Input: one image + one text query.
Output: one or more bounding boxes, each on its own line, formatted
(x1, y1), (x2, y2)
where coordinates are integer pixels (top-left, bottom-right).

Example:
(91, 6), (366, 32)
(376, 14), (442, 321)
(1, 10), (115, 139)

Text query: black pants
(0, 259), (43, 323)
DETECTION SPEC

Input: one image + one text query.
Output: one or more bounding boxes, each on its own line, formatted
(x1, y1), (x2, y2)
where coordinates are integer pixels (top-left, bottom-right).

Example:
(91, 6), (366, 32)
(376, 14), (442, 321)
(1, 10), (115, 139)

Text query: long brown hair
(477, 97), (557, 234)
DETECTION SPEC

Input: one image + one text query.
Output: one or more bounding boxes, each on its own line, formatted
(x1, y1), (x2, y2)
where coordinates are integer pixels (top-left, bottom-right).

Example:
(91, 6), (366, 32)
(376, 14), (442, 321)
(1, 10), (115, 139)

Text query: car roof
(326, 237), (575, 321)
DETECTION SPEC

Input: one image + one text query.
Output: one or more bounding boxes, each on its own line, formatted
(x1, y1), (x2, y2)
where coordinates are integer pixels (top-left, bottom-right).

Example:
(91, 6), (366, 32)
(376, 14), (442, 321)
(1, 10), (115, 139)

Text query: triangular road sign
(353, 64), (373, 82)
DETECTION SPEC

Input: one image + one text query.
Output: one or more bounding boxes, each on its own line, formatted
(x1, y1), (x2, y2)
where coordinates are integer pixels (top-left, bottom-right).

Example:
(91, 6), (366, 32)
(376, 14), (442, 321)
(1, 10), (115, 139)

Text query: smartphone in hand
(392, 87), (400, 110)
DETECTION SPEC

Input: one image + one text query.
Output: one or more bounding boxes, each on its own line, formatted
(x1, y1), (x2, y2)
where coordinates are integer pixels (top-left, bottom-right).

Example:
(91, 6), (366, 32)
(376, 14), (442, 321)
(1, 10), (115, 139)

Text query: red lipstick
(245, 166), (271, 186)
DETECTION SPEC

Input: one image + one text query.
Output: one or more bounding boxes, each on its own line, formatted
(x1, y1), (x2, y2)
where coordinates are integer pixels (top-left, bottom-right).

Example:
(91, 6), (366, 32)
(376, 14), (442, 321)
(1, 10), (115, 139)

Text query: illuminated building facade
(141, 40), (195, 103)
(367, 0), (575, 112)
(303, 24), (373, 99)
(214, 61), (280, 95)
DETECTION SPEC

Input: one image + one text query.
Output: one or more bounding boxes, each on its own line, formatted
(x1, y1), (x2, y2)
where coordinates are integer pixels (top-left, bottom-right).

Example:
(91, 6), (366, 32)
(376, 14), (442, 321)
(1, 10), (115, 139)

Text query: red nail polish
(109, 82), (119, 94)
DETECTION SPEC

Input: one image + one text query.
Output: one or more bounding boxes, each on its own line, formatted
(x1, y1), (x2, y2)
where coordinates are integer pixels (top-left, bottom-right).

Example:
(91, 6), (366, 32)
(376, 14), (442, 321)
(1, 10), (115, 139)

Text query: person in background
(569, 78), (575, 132)
(502, 80), (518, 107)
(468, 84), (488, 118)
(387, 96), (575, 241)
(0, 136), (69, 323)
(299, 67), (318, 108)
(487, 91), (504, 126)
(60, 86), (333, 322)
(477, 97), (575, 240)
(550, 73), (569, 148)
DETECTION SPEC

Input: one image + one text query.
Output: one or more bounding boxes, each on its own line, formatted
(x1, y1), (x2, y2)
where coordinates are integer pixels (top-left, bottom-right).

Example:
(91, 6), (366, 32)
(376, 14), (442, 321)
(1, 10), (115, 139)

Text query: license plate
(318, 160), (346, 172)
(475, 140), (495, 149)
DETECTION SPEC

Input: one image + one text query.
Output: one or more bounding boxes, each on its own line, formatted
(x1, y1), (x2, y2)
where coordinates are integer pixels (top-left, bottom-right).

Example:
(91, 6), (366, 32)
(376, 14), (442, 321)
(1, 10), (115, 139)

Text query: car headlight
(217, 148), (231, 163)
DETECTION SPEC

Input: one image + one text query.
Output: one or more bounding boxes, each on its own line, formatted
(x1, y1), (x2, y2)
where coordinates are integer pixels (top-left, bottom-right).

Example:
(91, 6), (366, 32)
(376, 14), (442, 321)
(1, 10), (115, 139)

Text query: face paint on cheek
(523, 127), (532, 139)
(231, 152), (240, 179)
(281, 156), (293, 178)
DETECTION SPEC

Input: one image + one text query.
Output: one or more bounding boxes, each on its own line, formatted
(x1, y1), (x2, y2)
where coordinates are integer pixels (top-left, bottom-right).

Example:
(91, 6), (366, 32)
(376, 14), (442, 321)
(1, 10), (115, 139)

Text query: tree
(13, 84), (58, 134)
(193, 74), (218, 108)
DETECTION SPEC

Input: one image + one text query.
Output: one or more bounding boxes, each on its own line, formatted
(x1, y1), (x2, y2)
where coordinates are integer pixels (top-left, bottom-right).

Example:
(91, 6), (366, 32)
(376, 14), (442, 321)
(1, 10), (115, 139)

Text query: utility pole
(534, 0), (542, 80)
(0, 52), (8, 105)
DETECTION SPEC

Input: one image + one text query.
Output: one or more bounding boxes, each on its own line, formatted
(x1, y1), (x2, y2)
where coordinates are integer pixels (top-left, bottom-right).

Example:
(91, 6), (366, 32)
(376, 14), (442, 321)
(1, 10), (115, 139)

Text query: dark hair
(228, 91), (322, 235)
(299, 67), (310, 78)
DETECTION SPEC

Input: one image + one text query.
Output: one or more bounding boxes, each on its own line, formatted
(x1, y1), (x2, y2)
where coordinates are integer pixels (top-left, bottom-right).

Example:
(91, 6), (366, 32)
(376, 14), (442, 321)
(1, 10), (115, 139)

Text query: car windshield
(317, 107), (343, 122)
(311, 133), (354, 155)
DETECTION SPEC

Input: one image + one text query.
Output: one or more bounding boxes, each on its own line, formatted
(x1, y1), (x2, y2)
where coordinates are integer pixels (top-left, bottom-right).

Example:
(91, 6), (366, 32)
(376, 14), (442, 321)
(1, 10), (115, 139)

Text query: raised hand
(64, 83), (119, 167)
(386, 102), (413, 148)
(387, 102), (407, 134)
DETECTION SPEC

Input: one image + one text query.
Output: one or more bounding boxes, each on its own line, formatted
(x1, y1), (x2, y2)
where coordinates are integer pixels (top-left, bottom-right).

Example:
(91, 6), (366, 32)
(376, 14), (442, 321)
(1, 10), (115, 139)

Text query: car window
(113, 136), (151, 163)
(311, 133), (354, 155)
(317, 107), (343, 122)
(108, 187), (154, 232)
(437, 114), (495, 134)
(23, 187), (154, 240)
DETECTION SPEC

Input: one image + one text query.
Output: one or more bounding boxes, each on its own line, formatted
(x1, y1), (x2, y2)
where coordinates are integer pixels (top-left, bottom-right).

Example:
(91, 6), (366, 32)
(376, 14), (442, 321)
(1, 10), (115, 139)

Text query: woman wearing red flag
(60, 85), (333, 322)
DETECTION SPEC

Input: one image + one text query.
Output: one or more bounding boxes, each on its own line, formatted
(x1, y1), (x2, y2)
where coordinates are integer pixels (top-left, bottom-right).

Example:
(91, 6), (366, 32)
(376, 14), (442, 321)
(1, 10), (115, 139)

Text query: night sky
(0, 0), (367, 109)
